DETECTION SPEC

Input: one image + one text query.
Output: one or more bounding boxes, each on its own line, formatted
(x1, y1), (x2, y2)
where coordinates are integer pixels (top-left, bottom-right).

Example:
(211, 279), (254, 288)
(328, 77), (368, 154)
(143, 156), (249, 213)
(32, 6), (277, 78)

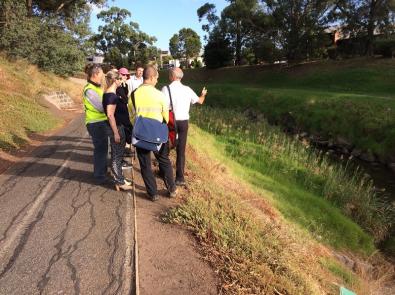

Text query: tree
(25, 0), (106, 17)
(0, 0), (88, 75)
(198, 0), (271, 66)
(169, 28), (202, 67)
(266, 0), (333, 61)
(94, 6), (157, 68)
(330, 0), (395, 56)
(220, 0), (263, 65)
(203, 28), (234, 68)
(197, 2), (219, 39)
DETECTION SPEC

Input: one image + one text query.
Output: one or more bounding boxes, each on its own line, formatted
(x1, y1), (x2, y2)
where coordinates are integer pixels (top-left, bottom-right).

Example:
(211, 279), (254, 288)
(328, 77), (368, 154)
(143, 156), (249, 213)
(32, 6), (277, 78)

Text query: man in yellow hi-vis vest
(133, 66), (176, 201)
(83, 64), (109, 184)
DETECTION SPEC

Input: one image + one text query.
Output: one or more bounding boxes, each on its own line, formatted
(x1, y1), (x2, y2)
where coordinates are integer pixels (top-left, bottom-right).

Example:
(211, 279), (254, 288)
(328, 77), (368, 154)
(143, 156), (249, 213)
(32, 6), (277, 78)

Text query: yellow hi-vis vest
(82, 82), (107, 125)
(134, 84), (169, 123)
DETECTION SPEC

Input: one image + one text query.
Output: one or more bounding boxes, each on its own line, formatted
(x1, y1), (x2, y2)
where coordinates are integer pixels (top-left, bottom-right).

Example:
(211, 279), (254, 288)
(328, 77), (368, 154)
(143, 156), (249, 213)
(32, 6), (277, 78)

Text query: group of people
(83, 63), (207, 201)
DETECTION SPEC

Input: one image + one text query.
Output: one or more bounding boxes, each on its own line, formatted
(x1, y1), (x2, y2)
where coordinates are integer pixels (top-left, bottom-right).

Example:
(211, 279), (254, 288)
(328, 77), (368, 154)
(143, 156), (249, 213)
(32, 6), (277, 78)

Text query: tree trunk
(366, 0), (378, 56)
(26, 0), (33, 16)
(235, 20), (242, 66)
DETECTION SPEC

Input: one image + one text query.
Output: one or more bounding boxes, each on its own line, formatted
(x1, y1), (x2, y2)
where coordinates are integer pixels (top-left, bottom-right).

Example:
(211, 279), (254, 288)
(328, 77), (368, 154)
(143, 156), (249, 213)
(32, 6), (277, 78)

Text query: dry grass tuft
(0, 54), (84, 150)
(165, 127), (395, 295)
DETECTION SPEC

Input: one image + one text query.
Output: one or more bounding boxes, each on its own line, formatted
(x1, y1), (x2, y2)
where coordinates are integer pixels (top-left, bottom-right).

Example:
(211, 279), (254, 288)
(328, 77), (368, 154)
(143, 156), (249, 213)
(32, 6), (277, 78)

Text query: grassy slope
(167, 126), (392, 295)
(0, 55), (83, 150)
(166, 59), (395, 159)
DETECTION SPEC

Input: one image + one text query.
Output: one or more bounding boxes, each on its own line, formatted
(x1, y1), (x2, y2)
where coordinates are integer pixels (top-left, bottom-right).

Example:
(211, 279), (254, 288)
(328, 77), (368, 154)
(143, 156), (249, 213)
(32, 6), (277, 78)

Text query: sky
(90, 0), (228, 51)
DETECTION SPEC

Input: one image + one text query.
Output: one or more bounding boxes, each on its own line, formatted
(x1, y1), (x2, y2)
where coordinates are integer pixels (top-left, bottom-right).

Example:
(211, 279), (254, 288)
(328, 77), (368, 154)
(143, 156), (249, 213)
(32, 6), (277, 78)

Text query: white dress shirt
(161, 81), (199, 121)
(128, 75), (143, 95)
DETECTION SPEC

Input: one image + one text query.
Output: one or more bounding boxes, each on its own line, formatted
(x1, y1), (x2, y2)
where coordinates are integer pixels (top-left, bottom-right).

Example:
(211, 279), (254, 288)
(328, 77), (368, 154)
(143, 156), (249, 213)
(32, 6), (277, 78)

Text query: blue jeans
(86, 120), (109, 182)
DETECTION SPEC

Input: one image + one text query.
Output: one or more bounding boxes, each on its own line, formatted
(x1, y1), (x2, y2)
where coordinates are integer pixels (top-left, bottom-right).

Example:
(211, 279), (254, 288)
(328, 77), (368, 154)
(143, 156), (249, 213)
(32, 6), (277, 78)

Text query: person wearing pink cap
(117, 67), (130, 102)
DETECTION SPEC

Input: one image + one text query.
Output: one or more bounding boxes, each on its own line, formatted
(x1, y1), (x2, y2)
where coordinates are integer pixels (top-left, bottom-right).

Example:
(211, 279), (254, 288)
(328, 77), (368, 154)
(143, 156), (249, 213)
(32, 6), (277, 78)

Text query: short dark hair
(84, 63), (102, 80)
(135, 64), (144, 70)
(143, 66), (158, 81)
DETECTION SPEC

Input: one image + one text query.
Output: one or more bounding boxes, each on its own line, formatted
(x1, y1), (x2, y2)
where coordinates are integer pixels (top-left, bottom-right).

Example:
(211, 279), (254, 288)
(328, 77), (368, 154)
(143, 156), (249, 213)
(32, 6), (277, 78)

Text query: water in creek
(327, 152), (395, 203)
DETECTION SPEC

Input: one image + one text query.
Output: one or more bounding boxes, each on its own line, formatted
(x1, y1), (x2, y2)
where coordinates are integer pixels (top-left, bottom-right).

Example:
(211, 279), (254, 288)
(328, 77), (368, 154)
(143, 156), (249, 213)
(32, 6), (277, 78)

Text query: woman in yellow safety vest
(83, 64), (109, 184)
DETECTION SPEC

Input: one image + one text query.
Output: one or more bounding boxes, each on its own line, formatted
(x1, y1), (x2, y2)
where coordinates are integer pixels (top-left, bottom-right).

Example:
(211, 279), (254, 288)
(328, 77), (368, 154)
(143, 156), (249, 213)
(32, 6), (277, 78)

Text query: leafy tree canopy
(94, 6), (158, 68)
(1, 0), (96, 76)
(169, 28), (202, 66)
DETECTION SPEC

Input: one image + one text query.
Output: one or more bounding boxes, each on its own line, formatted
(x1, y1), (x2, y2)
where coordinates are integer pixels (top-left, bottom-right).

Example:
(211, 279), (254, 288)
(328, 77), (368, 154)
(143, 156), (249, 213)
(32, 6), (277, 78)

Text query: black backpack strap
(131, 89), (137, 110)
(166, 85), (174, 112)
(166, 85), (177, 129)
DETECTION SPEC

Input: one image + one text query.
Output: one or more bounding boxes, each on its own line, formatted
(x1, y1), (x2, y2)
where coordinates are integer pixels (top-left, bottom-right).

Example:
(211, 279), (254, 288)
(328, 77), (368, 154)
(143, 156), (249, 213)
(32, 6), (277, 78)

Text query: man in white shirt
(127, 65), (144, 96)
(161, 67), (207, 186)
(127, 65), (144, 121)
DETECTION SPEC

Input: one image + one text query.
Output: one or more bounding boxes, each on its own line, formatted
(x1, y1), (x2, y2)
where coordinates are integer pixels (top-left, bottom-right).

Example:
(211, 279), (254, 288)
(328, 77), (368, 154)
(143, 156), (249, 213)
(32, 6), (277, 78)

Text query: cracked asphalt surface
(0, 115), (135, 295)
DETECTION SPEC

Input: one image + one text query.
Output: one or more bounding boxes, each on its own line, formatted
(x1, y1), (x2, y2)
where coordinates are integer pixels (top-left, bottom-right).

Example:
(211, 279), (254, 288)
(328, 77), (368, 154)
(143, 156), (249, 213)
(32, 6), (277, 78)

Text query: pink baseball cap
(118, 67), (129, 75)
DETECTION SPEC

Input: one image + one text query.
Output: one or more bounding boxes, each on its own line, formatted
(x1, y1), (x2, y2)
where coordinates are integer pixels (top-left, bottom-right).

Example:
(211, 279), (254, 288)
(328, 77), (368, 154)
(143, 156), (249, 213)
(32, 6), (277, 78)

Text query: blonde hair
(105, 69), (120, 88)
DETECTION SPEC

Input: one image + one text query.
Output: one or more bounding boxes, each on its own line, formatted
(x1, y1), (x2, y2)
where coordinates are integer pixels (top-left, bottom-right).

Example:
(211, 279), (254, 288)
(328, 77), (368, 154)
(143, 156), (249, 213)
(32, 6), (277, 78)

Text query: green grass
(0, 91), (60, 150)
(175, 59), (395, 96)
(165, 134), (335, 294)
(320, 258), (359, 287)
(0, 54), (83, 150)
(188, 106), (395, 255)
(186, 83), (395, 158)
(166, 125), (367, 294)
(160, 59), (395, 159)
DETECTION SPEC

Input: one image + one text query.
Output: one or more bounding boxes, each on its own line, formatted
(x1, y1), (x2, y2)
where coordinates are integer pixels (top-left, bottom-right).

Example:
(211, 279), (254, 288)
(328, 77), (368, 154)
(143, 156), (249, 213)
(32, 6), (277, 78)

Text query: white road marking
(0, 135), (86, 272)
(122, 191), (134, 295)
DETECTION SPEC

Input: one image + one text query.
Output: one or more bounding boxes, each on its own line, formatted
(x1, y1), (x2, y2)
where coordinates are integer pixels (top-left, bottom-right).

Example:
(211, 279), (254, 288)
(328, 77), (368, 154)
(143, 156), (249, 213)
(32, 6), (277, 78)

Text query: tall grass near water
(191, 107), (394, 248)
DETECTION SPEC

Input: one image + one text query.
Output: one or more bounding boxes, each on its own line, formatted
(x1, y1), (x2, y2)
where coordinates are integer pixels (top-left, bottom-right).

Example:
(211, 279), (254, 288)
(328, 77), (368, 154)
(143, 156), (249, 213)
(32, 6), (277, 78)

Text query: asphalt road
(0, 115), (136, 295)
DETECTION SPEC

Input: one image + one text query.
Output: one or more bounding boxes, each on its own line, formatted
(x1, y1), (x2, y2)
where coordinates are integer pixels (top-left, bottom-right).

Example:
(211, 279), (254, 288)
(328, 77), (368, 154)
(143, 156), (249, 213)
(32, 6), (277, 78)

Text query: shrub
(0, 1), (86, 76)
(374, 38), (395, 58)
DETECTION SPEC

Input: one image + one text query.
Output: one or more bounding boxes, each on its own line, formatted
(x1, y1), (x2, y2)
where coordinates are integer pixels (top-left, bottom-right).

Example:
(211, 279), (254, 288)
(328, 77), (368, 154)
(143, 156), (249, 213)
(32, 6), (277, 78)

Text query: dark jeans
(136, 143), (175, 197)
(86, 121), (109, 182)
(176, 120), (188, 182)
(108, 124), (126, 184)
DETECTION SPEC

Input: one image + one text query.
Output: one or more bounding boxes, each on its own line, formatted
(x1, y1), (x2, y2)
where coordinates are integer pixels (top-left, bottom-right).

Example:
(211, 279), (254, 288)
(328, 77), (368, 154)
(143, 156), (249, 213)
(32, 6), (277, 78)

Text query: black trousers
(176, 120), (189, 182)
(108, 125), (126, 184)
(136, 142), (175, 197)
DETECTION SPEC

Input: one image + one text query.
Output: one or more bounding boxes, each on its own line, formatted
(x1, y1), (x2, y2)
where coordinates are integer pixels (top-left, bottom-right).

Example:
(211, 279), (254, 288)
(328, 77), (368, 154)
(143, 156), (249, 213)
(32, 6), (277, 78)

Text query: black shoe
(121, 160), (132, 170)
(150, 194), (159, 202)
(175, 180), (186, 187)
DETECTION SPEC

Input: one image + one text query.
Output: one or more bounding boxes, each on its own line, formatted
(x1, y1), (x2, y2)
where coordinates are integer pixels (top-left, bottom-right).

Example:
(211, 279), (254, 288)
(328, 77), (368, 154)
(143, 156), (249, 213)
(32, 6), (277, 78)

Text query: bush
(0, 1), (86, 76)
(203, 32), (233, 68)
(326, 46), (338, 60)
(374, 38), (395, 58)
(191, 58), (203, 68)
(336, 38), (367, 57)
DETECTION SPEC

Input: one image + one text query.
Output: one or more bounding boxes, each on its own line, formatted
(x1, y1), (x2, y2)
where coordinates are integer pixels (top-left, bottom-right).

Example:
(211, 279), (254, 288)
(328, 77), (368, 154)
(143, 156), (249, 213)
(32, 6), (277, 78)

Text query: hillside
(168, 125), (394, 294)
(0, 54), (83, 151)
(0, 56), (393, 294)
(172, 58), (395, 163)
(161, 59), (395, 294)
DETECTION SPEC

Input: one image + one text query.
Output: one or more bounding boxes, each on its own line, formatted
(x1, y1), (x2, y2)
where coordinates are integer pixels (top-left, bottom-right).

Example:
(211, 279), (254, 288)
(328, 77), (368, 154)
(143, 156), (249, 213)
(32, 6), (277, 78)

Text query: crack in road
(36, 180), (87, 293)
(0, 120), (137, 294)
(102, 199), (124, 295)
(0, 176), (53, 243)
(0, 177), (69, 278)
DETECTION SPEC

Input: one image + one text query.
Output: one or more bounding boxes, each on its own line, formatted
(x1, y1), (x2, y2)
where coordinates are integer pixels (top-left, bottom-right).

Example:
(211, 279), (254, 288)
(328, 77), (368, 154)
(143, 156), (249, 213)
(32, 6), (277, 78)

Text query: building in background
(86, 55), (104, 64)
(159, 50), (204, 69)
